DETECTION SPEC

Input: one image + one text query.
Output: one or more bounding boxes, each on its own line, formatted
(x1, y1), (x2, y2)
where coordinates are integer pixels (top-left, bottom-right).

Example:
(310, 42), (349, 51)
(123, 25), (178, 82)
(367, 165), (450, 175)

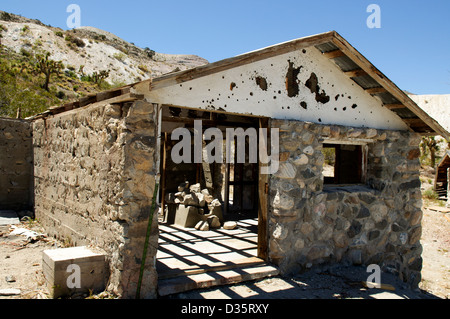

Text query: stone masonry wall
(0, 118), (33, 211)
(269, 119), (423, 287)
(33, 99), (158, 298)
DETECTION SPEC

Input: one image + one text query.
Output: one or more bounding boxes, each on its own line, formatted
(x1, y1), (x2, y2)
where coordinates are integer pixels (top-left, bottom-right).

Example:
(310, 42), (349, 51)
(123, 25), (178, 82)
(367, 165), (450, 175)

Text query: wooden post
(258, 118), (269, 260)
(160, 133), (168, 222)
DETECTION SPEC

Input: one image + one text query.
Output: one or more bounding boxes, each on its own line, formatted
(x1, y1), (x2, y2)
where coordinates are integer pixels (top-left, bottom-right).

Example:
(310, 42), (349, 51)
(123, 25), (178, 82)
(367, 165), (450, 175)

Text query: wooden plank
(258, 117), (270, 260)
(161, 116), (256, 129)
(79, 95), (98, 107)
(158, 257), (265, 280)
(362, 281), (396, 291)
(224, 162), (230, 216)
(427, 206), (450, 213)
(323, 50), (345, 59)
(158, 263), (279, 296)
(160, 133), (168, 222)
(151, 32), (336, 91)
(104, 93), (141, 105)
(201, 140), (214, 190)
(96, 89), (122, 102)
(330, 32), (449, 138)
(365, 87), (387, 94)
(344, 69), (367, 77)
(384, 103), (406, 110)
(121, 86), (131, 95)
(402, 118), (430, 127)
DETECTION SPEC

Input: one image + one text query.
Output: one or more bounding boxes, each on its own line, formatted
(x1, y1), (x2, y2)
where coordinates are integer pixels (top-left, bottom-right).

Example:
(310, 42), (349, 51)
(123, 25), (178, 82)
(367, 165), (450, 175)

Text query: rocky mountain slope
(0, 10), (208, 117)
(0, 11), (208, 84)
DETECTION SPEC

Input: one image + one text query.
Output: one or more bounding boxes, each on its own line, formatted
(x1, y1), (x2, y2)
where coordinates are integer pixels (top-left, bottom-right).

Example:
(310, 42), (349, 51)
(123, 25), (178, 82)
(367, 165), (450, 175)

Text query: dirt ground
(0, 199), (448, 300)
(167, 203), (449, 300)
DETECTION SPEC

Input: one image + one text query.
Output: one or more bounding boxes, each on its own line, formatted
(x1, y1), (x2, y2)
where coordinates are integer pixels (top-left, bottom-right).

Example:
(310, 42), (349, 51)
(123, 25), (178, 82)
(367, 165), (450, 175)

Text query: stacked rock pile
(164, 181), (237, 231)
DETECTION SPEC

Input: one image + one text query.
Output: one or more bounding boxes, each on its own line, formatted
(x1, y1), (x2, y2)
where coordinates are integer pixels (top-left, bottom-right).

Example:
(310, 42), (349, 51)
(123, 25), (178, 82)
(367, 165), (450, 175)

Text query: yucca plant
(33, 51), (64, 91)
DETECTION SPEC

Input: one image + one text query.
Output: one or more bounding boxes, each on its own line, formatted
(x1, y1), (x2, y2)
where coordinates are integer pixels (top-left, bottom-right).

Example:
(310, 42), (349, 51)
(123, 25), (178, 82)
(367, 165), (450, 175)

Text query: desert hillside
(0, 10), (208, 118)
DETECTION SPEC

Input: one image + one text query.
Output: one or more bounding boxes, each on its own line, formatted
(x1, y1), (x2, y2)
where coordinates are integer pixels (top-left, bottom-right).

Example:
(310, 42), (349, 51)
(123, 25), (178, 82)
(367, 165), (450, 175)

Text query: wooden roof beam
(384, 103), (406, 110)
(323, 50), (345, 59)
(365, 87), (387, 95)
(344, 69), (367, 78)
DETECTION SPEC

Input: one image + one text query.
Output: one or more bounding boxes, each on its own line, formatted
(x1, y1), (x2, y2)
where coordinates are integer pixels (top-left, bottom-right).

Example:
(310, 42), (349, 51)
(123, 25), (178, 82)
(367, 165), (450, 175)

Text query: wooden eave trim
(344, 69), (367, 77)
(365, 87), (387, 95)
(330, 32), (449, 138)
(384, 104), (406, 110)
(150, 31), (337, 91)
(323, 50), (345, 59)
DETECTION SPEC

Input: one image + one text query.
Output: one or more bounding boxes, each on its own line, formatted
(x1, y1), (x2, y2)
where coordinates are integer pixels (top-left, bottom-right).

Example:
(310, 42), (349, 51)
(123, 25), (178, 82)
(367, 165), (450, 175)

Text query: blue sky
(1, 0), (449, 94)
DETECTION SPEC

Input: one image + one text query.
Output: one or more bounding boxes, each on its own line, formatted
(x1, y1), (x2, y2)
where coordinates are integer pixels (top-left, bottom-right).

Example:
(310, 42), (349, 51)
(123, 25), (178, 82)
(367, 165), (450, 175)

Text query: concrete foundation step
(158, 259), (279, 297)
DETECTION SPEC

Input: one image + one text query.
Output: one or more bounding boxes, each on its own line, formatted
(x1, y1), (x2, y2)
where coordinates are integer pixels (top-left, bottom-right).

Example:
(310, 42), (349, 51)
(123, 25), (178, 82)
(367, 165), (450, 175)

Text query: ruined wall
(268, 119), (423, 287)
(33, 100), (158, 298)
(0, 118), (33, 211)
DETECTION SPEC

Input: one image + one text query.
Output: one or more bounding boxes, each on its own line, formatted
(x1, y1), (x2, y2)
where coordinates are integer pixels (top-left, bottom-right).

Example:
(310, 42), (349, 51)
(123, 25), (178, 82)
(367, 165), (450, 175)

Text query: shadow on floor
(163, 264), (442, 299)
(156, 218), (259, 277)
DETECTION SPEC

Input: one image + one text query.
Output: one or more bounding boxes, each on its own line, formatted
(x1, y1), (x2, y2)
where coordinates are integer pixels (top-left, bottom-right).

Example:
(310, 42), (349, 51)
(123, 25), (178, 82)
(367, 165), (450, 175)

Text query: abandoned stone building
(1, 31), (449, 298)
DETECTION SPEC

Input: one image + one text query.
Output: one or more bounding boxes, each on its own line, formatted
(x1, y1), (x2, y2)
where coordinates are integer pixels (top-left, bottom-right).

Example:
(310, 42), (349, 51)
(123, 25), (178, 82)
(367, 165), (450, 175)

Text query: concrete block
(165, 203), (177, 224)
(42, 246), (107, 298)
(174, 205), (200, 228)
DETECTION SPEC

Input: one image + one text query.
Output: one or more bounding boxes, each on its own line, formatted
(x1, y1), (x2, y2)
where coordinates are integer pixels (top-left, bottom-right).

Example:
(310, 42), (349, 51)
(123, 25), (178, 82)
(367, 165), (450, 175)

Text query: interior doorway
(156, 105), (270, 285)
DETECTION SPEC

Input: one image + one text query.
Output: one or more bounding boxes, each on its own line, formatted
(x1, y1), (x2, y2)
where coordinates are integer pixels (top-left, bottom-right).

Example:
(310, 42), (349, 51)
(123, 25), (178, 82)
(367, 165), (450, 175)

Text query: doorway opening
(156, 105), (271, 290)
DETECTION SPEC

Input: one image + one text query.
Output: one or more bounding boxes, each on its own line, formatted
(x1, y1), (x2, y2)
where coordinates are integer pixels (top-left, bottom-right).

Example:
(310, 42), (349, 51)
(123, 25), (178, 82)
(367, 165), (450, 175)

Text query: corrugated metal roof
(332, 56), (360, 72)
(315, 42), (339, 53)
(376, 92), (400, 105)
(351, 75), (381, 90)
(390, 107), (418, 119)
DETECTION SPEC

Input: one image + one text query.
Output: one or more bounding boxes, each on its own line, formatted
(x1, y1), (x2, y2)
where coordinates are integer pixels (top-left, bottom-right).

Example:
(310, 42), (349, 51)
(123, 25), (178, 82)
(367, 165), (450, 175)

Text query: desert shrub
(65, 34), (85, 48)
(144, 47), (155, 59)
(423, 188), (439, 200)
(64, 69), (77, 79)
(138, 64), (149, 73)
(1, 12), (14, 22)
(113, 52), (126, 62)
(81, 70), (110, 87)
(56, 90), (65, 99)
(20, 47), (31, 57)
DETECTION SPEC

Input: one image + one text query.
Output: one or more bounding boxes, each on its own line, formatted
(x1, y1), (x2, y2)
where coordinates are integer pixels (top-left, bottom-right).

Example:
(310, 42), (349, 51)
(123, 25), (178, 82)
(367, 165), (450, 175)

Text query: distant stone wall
(0, 118), (33, 211)
(33, 100), (158, 298)
(268, 119), (423, 287)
